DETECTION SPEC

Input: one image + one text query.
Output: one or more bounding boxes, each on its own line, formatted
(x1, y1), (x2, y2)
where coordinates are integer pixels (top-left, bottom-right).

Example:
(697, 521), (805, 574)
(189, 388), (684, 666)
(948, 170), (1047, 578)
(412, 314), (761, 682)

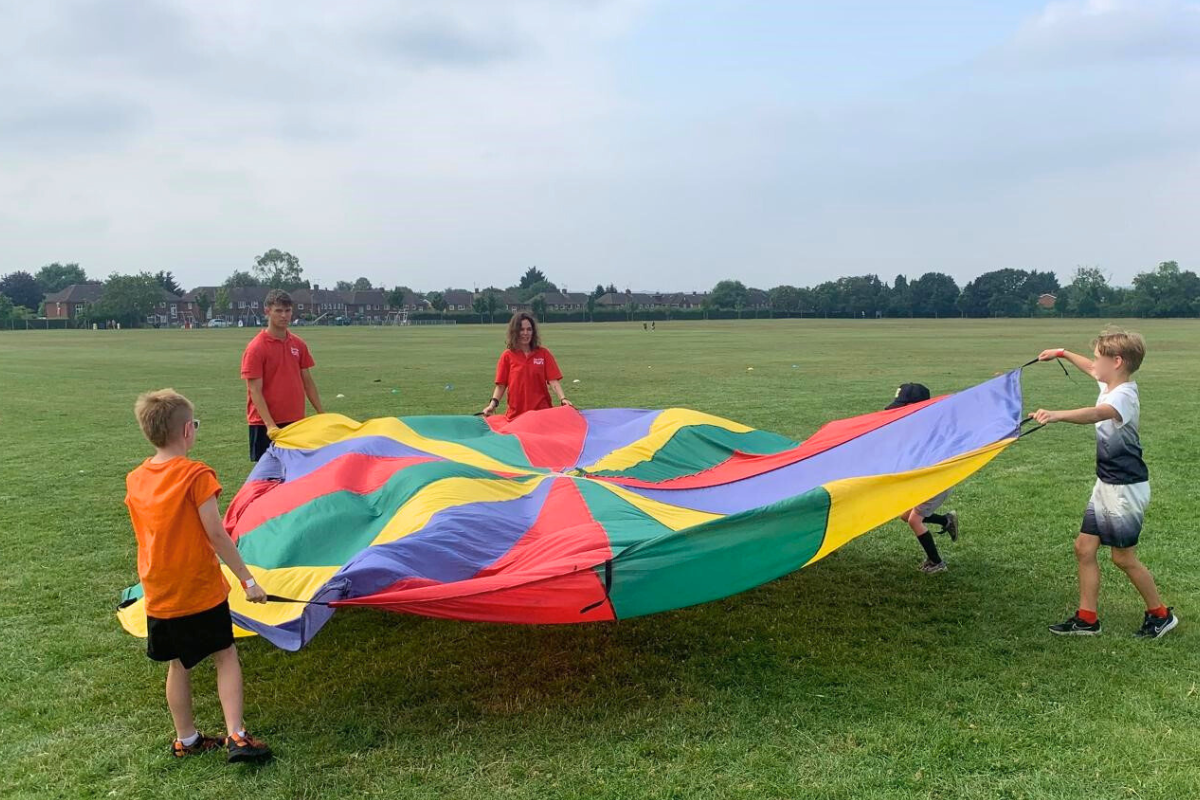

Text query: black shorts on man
(248, 421), (294, 462)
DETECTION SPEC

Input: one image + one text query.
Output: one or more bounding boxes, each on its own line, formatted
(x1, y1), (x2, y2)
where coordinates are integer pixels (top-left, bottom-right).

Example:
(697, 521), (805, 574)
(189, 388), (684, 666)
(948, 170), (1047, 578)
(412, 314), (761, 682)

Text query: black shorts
(146, 600), (235, 669)
(249, 421), (294, 462)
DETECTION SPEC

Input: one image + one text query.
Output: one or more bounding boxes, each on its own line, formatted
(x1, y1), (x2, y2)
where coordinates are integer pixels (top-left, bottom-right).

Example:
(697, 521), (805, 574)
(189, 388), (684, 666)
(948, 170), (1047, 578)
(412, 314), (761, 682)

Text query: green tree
(888, 275), (912, 317)
(214, 287), (231, 318)
(35, 263), (87, 294)
(1128, 261), (1200, 317)
(224, 270), (259, 288)
(353, 277), (373, 291)
(195, 292), (212, 321)
(0, 271), (43, 311)
(155, 270), (182, 295)
(910, 272), (960, 318)
(96, 272), (162, 328)
(1065, 266), (1112, 317)
(586, 293), (597, 321)
(335, 280), (354, 291)
(427, 291), (447, 316)
(957, 268), (1057, 318)
(387, 286), (410, 309)
(472, 293), (488, 322)
(833, 275), (886, 318)
(592, 284), (607, 299)
(531, 295), (548, 321)
(485, 290), (501, 322)
(0, 293), (14, 324)
(768, 285), (801, 314)
(252, 249), (307, 290)
(709, 279), (749, 310)
(519, 279), (559, 302)
(519, 267), (548, 290)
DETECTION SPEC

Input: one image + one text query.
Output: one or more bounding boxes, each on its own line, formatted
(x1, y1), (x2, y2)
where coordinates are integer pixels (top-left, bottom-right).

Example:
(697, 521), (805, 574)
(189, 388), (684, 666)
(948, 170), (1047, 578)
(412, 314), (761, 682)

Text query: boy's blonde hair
(135, 389), (194, 448)
(1093, 328), (1146, 374)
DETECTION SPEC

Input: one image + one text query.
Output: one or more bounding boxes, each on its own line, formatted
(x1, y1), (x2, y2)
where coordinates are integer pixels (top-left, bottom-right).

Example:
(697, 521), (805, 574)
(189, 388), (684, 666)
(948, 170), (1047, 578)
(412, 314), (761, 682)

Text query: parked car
(208, 319), (231, 328)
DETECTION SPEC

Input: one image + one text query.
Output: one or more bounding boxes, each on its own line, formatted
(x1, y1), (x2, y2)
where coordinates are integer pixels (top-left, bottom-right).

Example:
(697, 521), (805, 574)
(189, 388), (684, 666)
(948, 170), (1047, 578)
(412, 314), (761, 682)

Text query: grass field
(2, 319), (1197, 800)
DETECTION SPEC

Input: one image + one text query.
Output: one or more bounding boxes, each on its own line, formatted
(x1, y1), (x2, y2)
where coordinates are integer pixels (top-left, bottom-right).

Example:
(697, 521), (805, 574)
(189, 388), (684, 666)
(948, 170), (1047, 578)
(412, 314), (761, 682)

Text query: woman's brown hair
(505, 312), (540, 351)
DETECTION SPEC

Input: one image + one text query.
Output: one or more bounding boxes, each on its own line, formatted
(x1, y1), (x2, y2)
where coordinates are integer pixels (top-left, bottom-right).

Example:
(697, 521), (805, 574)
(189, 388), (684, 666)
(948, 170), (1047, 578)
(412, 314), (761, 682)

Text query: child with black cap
(887, 383), (959, 574)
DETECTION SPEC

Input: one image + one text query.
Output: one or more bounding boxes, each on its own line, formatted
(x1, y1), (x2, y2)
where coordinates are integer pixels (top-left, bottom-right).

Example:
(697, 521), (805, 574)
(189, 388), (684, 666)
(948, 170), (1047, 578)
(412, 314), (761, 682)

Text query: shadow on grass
(241, 539), (1036, 748)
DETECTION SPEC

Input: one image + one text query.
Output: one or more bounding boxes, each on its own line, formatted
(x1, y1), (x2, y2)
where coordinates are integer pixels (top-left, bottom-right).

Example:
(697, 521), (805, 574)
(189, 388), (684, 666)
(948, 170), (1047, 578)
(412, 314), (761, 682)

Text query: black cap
(885, 383), (931, 410)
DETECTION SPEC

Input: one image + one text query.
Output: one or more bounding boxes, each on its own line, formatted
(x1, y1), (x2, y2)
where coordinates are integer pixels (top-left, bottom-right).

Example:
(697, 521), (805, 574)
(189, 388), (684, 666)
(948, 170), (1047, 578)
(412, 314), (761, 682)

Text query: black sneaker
(226, 731), (273, 763)
(171, 733), (222, 758)
(944, 511), (959, 542)
(1049, 615), (1101, 636)
(1134, 608), (1178, 640)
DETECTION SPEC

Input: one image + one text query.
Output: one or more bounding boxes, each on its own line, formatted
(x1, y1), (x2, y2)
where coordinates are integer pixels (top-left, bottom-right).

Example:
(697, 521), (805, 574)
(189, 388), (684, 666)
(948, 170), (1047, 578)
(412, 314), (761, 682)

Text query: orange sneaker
(171, 733), (222, 758)
(226, 730), (273, 763)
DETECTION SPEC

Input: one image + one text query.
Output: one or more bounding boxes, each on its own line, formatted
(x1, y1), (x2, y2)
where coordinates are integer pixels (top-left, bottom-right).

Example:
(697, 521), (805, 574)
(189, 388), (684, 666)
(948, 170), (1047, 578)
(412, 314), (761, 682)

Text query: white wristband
(241, 577), (257, 589)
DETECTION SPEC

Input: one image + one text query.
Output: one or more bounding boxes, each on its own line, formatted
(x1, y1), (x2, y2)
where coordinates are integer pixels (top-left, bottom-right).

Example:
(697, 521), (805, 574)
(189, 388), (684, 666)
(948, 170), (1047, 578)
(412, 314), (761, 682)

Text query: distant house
(442, 290), (475, 312)
(43, 283), (183, 325)
(595, 290), (711, 310)
(184, 286), (270, 325)
(1037, 293), (1057, 310)
(536, 291), (591, 311)
(149, 288), (185, 326)
(44, 283), (104, 320)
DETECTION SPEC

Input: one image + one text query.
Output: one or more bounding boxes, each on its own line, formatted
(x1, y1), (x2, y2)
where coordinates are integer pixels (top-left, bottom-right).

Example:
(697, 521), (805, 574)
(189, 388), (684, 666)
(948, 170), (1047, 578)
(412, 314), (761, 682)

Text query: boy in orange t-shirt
(125, 389), (272, 762)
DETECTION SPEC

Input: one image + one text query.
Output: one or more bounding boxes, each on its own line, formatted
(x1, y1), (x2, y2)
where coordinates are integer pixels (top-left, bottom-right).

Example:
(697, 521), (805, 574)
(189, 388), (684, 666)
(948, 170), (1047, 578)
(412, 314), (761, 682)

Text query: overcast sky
(2, 0), (1197, 292)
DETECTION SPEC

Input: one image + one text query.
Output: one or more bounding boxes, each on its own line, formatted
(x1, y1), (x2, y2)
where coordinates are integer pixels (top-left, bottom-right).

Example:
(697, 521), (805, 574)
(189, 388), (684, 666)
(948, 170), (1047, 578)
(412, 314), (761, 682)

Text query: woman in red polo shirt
(481, 312), (571, 420)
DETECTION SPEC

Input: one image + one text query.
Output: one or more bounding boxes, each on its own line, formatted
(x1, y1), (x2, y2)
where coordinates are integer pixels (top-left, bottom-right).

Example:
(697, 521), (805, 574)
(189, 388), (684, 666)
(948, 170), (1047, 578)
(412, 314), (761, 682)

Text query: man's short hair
(1094, 328), (1146, 374)
(135, 389), (194, 447)
(264, 289), (293, 308)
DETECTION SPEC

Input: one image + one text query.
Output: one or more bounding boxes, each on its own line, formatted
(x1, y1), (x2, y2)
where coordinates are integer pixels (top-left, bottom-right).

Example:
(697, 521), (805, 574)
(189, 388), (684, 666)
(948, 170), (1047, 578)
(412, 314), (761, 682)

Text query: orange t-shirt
(125, 457), (229, 619)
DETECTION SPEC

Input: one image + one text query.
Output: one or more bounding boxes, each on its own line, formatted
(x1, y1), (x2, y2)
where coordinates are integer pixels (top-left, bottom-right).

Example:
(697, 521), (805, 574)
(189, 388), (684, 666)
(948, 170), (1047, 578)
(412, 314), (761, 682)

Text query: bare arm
(246, 378), (278, 431)
(482, 384), (507, 417)
(301, 369), (324, 414)
(1030, 404), (1120, 426)
(198, 497), (267, 602)
(1038, 348), (1096, 379)
(548, 379), (571, 406)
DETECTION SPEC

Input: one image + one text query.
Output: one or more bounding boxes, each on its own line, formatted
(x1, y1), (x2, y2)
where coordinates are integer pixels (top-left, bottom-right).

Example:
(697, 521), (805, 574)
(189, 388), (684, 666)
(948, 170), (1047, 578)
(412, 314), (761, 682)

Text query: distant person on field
(482, 312), (571, 420)
(240, 289), (324, 461)
(125, 389), (272, 762)
(1032, 330), (1177, 639)
(886, 383), (960, 574)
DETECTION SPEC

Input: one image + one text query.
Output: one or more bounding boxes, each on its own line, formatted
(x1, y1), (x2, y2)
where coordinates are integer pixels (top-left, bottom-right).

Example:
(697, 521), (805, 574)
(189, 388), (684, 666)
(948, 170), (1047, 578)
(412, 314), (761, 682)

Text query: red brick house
(44, 283), (104, 320)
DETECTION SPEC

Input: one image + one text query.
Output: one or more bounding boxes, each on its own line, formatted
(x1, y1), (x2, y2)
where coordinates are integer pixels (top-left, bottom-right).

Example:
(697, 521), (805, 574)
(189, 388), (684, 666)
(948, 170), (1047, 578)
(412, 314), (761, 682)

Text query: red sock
(1077, 609), (1098, 624)
(1148, 605), (1168, 619)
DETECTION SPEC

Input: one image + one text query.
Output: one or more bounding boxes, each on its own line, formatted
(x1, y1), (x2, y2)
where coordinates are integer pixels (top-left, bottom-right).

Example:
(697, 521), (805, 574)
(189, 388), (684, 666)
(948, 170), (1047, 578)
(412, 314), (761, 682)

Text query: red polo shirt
(495, 346), (563, 420)
(240, 329), (315, 425)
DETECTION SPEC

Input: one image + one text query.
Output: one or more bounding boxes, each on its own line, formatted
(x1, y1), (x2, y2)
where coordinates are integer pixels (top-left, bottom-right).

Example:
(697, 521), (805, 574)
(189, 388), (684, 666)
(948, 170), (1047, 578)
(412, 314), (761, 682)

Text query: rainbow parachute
(118, 372), (1024, 650)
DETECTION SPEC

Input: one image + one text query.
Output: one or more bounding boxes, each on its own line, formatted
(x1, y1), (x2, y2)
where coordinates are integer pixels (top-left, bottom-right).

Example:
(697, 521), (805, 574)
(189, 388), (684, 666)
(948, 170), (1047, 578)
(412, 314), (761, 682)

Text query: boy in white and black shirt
(1030, 329), (1177, 639)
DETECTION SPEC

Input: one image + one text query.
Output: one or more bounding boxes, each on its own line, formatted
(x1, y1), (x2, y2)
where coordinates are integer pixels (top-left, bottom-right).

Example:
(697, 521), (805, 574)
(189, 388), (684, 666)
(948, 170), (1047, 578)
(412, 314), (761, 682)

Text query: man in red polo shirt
(240, 289), (324, 461)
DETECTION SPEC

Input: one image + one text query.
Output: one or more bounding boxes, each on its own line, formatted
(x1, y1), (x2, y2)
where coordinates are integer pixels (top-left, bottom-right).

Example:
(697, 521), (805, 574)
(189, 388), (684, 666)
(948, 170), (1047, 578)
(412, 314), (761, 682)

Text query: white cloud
(1009, 0), (1200, 66)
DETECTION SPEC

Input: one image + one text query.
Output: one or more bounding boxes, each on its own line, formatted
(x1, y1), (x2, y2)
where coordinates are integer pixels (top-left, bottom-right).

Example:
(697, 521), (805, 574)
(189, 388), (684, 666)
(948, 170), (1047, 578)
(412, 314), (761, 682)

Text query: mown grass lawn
(2, 319), (1196, 799)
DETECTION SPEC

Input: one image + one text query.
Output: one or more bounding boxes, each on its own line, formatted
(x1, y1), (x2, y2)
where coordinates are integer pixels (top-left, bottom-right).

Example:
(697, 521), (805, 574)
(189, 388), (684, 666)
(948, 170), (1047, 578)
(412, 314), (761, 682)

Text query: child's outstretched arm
(1037, 348), (1095, 378)
(198, 497), (268, 603)
(1029, 404), (1120, 426)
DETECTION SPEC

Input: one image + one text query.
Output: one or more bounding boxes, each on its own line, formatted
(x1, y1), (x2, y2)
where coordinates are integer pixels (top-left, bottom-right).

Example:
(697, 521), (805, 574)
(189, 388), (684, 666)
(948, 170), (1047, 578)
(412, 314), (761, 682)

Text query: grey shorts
(1082, 480), (1150, 549)
(914, 489), (952, 519)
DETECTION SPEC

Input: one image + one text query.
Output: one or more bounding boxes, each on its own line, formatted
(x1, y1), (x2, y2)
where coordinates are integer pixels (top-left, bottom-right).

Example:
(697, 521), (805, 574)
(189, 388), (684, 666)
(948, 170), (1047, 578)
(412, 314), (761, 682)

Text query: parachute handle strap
(579, 559), (614, 615)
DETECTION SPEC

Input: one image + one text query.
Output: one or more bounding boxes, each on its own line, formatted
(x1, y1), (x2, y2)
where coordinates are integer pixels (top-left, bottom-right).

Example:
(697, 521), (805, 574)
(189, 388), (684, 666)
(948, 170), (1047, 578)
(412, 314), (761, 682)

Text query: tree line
(3, 253), (1198, 327)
